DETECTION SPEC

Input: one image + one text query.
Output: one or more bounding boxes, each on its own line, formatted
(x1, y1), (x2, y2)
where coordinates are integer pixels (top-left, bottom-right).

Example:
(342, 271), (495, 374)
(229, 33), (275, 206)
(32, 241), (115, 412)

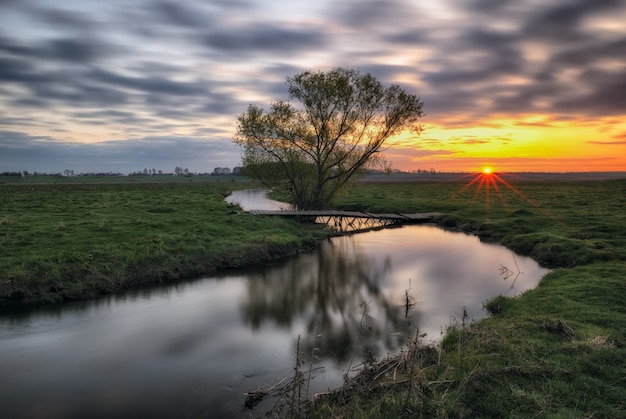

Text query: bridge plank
(249, 210), (442, 221)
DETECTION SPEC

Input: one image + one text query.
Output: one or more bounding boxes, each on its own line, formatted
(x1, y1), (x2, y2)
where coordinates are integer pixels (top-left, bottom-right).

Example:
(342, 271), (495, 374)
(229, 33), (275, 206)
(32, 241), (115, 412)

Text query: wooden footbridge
(249, 210), (443, 234)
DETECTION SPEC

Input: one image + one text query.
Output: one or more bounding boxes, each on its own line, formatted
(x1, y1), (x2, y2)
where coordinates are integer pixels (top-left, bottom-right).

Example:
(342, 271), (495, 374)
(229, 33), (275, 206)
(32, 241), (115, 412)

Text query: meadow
(1, 173), (625, 417)
(0, 176), (326, 305)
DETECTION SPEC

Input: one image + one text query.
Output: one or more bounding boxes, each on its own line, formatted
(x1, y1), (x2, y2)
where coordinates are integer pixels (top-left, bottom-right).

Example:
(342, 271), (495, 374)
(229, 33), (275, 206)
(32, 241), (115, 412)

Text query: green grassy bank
(0, 179), (326, 306)
(304, 175), (626, 418)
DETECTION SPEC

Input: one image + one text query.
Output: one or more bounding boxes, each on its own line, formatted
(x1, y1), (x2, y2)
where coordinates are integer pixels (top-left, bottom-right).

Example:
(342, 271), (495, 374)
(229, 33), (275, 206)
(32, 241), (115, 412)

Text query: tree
(234, 68), (424, 210)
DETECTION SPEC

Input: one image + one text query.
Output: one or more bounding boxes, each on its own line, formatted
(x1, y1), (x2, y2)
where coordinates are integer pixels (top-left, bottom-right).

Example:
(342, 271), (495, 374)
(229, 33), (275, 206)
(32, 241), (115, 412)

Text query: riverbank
(303, 175), (626, 418)
(0, 180), (327, 306)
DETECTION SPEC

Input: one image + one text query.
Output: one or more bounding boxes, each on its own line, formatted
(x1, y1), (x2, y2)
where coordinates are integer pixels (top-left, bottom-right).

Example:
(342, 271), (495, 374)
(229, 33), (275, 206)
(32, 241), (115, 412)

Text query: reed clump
(245, 300), (446, 419)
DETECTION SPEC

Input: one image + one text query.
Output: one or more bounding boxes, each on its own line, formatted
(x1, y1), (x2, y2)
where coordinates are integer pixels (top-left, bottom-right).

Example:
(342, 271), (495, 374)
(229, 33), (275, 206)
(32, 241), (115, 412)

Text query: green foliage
(234, 68), (424, 209)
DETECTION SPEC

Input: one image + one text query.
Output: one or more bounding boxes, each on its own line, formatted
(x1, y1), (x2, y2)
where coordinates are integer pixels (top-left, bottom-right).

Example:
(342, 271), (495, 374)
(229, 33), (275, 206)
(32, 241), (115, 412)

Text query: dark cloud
(34, 7), (101, 31)
(71, 110), (156, 127)
(89, 68), (207, 96)
(1, 38), (210, 113)
(544, 37), (626, 77)
(23, 75), (130, 107)
(335, 0), (417, 30)
(150, 1), (215, 28)
(0, 55), (42, 82)
(554, 69), (626, 115)
(0, 39), (123, 113)
(462, 0), (516, 13)
(385, 30), (426, 45)
(47, 38), (111, 63)
(198, 92), (244, 117)
(523, 0), (625, 43)
(462, 29), (519, 57)
(0, 35), (114, 64)
(408, 0), (626, 119)
(419, 29), (524, 90)
(0, 35), (33, 56)
(6, 0), (622, 127)
(353, 64), (416, 86)
(201, 24), (326, 54)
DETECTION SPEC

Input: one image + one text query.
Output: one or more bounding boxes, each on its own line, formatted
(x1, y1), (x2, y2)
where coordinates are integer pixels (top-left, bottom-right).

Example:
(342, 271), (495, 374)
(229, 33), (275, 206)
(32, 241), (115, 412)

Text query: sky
(1, 0), (625, 174)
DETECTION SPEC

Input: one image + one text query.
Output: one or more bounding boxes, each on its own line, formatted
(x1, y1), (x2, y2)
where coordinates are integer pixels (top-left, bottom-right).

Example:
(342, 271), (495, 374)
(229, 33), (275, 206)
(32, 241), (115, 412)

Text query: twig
(306, 317), (322, 400)
(404, 328), (421, 409)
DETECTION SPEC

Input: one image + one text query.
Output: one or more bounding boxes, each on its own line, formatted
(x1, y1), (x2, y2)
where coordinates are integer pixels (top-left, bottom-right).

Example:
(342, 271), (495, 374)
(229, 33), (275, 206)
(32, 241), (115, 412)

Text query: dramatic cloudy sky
(1, 0), (625, 174)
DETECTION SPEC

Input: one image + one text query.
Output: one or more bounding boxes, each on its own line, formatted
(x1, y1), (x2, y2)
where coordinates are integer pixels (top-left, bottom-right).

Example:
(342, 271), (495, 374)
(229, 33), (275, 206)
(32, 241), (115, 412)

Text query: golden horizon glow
(387, 114), (626, 172)
(482, 166), (493, 175)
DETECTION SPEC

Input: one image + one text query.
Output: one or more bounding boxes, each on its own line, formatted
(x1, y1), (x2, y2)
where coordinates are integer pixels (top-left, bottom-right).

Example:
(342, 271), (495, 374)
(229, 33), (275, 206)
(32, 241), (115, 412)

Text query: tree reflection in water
(241, 235), (419, 365)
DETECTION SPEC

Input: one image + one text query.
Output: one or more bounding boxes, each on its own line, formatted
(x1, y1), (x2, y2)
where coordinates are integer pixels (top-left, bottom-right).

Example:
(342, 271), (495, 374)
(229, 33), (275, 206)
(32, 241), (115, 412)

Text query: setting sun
(482, 166), (493, 175)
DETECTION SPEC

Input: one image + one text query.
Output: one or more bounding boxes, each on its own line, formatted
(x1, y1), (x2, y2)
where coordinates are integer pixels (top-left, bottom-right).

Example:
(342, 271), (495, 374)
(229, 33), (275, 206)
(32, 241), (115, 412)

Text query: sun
(454, 166), (542, 220)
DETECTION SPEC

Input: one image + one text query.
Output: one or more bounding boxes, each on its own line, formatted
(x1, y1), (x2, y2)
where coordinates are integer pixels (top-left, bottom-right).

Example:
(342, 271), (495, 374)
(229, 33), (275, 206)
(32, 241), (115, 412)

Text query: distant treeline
(1, 171), (125, 177)
(1, 167), (244, 177)
(2, 167), (460, 179)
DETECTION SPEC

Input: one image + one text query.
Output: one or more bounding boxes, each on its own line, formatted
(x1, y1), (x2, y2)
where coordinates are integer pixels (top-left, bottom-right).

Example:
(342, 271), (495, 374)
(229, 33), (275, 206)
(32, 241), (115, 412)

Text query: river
(0, 190), (549, 418)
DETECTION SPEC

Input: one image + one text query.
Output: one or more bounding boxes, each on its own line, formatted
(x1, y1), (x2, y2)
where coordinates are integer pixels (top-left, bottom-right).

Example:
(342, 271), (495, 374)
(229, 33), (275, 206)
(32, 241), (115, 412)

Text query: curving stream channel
(0, 190), (550, 418)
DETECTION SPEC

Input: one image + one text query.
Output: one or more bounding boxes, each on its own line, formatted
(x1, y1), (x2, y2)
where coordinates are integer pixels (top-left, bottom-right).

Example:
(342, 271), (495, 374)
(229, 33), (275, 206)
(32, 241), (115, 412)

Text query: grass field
(0, 177), (326, 305)
(2, 173), (625, 417)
